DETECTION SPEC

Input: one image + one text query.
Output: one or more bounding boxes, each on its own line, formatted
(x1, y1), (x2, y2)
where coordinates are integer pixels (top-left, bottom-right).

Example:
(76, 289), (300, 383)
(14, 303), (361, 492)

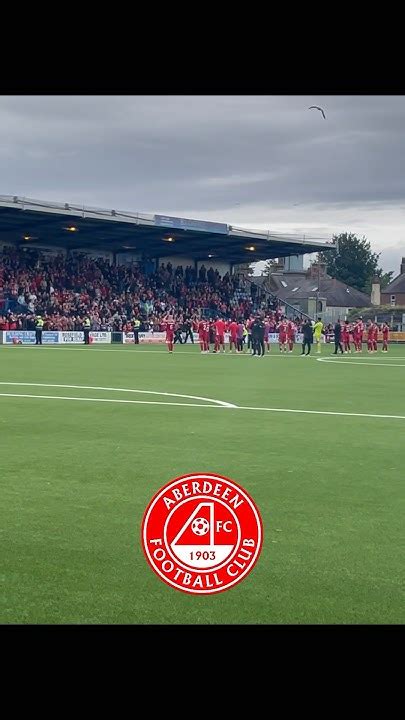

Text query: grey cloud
(1, 95), (404, 271)
(379, 243), (405, 276)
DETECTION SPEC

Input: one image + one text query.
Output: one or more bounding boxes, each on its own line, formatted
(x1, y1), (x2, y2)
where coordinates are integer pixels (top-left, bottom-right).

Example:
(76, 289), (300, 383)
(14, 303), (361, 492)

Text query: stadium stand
(0, 246), (302, 333)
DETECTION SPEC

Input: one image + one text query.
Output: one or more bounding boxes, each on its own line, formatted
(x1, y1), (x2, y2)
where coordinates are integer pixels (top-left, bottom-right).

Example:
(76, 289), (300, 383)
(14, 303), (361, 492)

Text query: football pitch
(1, 343), (404, 624)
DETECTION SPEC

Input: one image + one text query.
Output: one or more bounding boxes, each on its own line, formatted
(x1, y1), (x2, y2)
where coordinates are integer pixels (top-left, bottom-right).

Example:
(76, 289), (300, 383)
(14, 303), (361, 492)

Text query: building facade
(256, 260), (371, 322)
(381, 258), (405, 306)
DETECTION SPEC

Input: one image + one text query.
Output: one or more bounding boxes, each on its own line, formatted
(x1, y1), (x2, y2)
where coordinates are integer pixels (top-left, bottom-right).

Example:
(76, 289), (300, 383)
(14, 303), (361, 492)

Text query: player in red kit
(348, 322), (354, 350)
(348, 322), (354, 352)
(382, 323), (389, 352)
(353, 320), (362, 352)
(357, 318), (364, 352)
(198, 319), (210, 353)
(164, 315), (175, 353)
(366, 322), (375, 352)
(278, 318), (288, 353)
(287, 320), (296, 353)
(264, 318), (271, 352)
(352, 322), (359, 352)
(228, 319), (238, 353)
(203, 319), (211, 352)
(372, 322), (379, 352)
(198, 319), (205, 352)
(342, 320), (351, 353)
(214, 317), (226, 353)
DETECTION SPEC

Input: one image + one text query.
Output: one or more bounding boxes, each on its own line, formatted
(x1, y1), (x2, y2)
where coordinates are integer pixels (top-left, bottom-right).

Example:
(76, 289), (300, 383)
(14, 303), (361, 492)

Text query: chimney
(371, 276), (381, 306)
(401, 257), (405, 275)
(308, 262), (327, 279)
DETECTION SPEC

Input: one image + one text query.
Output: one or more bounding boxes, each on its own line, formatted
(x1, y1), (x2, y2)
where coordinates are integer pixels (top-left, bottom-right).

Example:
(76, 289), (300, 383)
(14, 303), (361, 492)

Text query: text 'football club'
(141, 473), (263, 595)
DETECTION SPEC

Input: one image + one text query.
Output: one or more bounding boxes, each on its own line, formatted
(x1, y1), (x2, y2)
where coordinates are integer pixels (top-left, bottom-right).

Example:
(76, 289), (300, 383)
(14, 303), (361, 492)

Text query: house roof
(255, 273), (371, 308)
(382, 273), (405, 294)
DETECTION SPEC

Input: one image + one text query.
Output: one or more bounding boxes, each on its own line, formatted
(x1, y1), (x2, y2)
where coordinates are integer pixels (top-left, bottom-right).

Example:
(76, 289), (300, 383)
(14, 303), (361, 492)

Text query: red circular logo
(141, 473), (263, 595)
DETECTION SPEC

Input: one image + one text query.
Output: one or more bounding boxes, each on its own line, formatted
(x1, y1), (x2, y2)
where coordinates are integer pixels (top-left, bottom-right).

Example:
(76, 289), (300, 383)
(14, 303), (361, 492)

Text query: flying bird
(309, 105), (326, 119)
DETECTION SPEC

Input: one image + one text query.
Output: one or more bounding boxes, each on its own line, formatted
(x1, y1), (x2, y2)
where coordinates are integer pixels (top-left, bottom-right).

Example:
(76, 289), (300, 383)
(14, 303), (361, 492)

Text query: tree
(318, 232), (391, 294)
(261, 259), (279, 277)
(234, 262), (255, 276)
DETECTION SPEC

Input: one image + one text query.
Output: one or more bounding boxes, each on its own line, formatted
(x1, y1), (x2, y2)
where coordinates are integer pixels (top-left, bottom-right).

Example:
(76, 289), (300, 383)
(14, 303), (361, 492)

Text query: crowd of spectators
(0, 246), (288, 332)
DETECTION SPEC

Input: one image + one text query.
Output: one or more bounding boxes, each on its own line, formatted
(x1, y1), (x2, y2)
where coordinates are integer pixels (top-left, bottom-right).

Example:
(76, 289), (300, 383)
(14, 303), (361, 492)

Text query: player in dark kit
(333, 319), (344, 354)
(183, 318), (194, 344)
(251, 316), (265, 356)
(301, 320), (313, 355)
(382, 322), (389, 352)
(246, 317), (254, 351)
(174, 323), (184, 344)
(209, 320), (216, 350)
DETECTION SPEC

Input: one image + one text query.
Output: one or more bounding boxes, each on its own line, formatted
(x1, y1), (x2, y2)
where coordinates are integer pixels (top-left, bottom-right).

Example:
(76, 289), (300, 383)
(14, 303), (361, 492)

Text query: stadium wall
(72, 249), (114, 262)
(158, 256), (195, 269)
(1, 331), (112, 344)
(0, 242), (231, 275)
(2, 330), (328, 345)
(0, 242), (66, 255)
(123, 332), (313, 344)
(158, 257), (232, 276)
(2, 330), (405, 346)
(116, 252), (142, 265)
(196, 260), (231, 276)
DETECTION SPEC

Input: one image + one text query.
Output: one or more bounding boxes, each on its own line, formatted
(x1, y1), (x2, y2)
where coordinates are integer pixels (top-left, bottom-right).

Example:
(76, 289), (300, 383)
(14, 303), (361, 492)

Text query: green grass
(1, 343), (404, 624)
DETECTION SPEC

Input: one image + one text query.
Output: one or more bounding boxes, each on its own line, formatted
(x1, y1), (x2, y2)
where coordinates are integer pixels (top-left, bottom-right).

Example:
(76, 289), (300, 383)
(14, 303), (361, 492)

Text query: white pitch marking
(317, 358), (405, 367)
(1, 392), (405, 420)
(232, 406), (405, 420)
(318, 354), (402, 359)
(0, 393), (225, 408)
(0, 346), (309, 357)
(0, 382), (236, 408)
(0, 346), (203, 354)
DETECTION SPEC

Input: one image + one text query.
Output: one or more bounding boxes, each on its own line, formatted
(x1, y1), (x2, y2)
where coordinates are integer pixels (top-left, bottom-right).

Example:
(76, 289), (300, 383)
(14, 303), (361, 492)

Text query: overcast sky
(1, 95), (404, 274)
